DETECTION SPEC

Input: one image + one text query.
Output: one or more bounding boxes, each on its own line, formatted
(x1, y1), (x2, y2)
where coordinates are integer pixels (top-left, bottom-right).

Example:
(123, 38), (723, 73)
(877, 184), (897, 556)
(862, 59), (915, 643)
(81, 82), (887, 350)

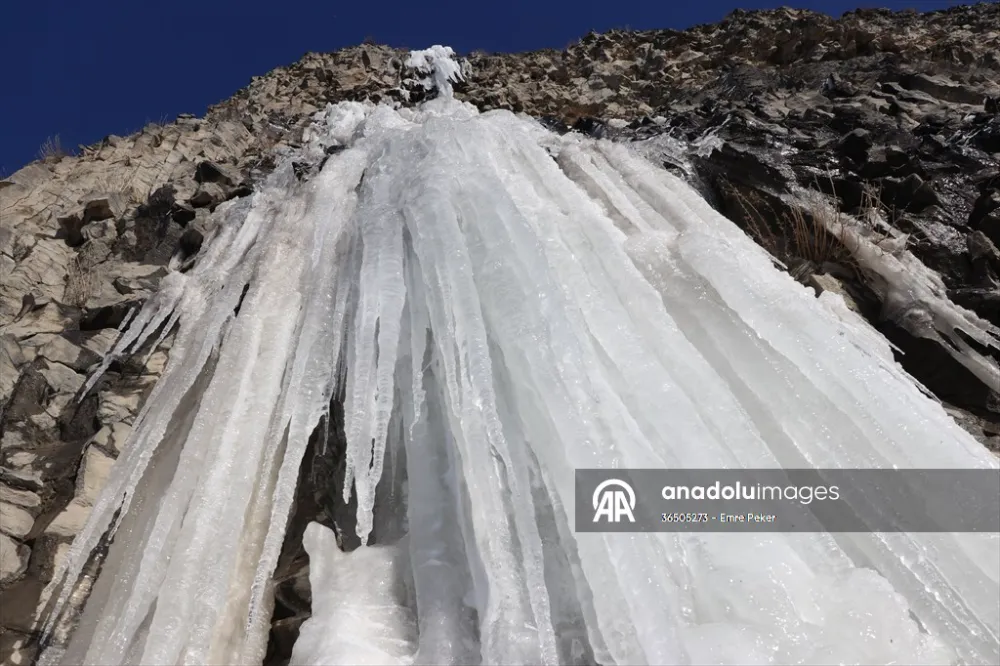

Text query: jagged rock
(171, 201), (197, 225)
(76, 446), (114, 505)
(881, 173), (941, 213)
(178, 227), (204, 260)
(0, 486), (40, 510)
(951, 287), (1000, 327)
(2, 239), (76, 313)
(838, 128), (872, 164)
(0, 445), (43, 491)
(0, 576), (45, 633)
(81, 194), (125, 223)
(195, 160), (238, 187)
(81, 218), (117, 244)
(979, 211), (1000, 249)
(55, 213), (86, 248)
(971, 190), (1000, 227)
(0, 533), (29, 584)
(823, 73), (857, 99)
(44, 501), (91, 540)
(899, 73), (989, 106)
(41, 446), (116, 541)
(809, 274), (861, 314)
(0, 628), (36, 665)
(0, 335), (26, 407)
(945, 405), (1000, 452)
(78, 300), (141, 331)
(971, 188), (1000, 247)
(2, 302), (75, 340)
(38, 360), (85, 416)
(77, 329), (118, 359)
(96, 376), (156, 425)
(189, 182), (226, 209)
(3, 365), (51, 424)
(698, 143), (794, 191)
(0, 502), (34, 539)
(111, 273), (158, 298)
(968, 231), (1000, 283)
(87, 421), (133, 458)
(37, 335), (101, 373)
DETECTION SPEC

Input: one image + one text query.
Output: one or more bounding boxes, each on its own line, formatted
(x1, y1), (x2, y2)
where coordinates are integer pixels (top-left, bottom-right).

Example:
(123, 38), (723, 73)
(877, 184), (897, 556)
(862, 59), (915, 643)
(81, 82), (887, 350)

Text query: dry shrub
(63, 242), (107, 306)
(64, 256), (100, 307)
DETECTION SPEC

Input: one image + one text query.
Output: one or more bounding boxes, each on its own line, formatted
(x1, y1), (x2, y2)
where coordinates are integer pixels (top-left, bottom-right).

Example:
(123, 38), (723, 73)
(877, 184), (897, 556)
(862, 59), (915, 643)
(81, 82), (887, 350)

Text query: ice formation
(405, 45), (464, 98)
(795, 188), (1000, 392)
(37, 48), (999, 666)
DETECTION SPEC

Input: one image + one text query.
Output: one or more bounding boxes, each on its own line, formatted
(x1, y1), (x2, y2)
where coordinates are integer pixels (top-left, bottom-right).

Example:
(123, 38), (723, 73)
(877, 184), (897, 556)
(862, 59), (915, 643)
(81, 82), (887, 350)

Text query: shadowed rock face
(2, 4), (998, 664)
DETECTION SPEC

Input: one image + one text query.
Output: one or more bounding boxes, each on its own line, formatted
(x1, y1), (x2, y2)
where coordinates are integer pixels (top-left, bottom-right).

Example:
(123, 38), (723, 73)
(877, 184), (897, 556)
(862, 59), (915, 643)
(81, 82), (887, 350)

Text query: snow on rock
(405, 46), (464, 98)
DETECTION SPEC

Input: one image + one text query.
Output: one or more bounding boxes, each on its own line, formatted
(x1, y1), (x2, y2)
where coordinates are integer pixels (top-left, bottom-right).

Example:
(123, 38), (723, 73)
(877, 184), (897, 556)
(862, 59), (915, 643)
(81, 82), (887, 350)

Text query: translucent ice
(39, 45), (999, 666)
(290, 524), (417, 666)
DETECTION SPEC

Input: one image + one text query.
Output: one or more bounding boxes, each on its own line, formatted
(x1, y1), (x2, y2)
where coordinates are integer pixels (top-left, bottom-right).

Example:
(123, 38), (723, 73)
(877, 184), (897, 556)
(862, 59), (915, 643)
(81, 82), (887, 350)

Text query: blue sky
(0, 0), (965, 175)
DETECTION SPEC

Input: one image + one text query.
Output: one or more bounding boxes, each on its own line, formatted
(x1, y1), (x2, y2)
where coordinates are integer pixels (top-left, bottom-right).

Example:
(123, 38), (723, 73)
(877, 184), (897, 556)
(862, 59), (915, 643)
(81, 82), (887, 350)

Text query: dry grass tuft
(95, 168), (147, 208)
(730, 186), (849, 269)
(38, 135), (67, 161)
(727, 177), (904, 284)
(63, 243), (106, 306)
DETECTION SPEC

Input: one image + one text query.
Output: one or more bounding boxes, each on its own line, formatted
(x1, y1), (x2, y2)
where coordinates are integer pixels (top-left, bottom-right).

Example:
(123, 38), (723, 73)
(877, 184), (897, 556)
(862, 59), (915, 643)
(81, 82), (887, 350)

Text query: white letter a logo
(592, 479), (636, 523)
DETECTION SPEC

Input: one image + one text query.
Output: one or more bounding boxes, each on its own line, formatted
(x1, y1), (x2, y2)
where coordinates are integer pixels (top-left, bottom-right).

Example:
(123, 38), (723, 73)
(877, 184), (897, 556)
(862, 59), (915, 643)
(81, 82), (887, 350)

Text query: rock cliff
(2, 4), (998, 664)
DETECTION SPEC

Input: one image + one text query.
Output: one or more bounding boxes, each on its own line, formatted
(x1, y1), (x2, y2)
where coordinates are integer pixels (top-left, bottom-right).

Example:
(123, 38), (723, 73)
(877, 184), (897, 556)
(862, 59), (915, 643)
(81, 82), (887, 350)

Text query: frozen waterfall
(36, 47), (999, 666)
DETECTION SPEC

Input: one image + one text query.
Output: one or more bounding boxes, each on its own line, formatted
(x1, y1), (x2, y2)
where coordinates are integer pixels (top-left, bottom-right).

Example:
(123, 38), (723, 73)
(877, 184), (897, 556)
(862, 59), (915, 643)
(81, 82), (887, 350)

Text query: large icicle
(342, 141), (409, 544)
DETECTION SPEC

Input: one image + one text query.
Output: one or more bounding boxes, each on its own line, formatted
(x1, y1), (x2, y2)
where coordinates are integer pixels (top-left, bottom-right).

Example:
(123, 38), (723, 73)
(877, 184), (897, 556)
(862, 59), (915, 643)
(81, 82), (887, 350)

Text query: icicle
(238, 149), (369, 663)
(342, 152), (409, 543)
(79, 271), (187, 397)
(405, 237), (430, 434)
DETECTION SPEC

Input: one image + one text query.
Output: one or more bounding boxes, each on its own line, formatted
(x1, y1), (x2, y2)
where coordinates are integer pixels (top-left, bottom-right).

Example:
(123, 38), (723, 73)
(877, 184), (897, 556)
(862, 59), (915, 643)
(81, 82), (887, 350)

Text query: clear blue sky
(0, 0), (965, 176)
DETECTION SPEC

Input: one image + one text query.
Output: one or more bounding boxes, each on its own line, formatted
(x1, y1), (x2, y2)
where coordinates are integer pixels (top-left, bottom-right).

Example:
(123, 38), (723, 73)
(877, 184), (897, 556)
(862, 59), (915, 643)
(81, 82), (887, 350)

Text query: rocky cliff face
(2, 4), (999, 664)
